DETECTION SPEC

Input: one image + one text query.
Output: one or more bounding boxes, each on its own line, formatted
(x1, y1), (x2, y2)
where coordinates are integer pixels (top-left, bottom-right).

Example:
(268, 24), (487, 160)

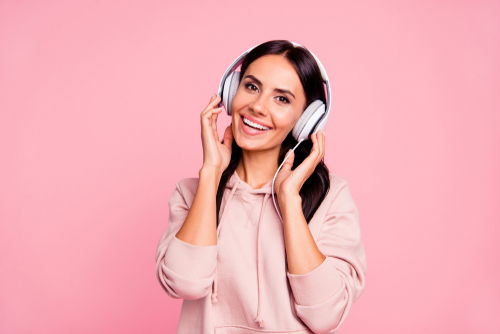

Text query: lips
(240, 114), (272, 129)
(240, 115), (271, 135)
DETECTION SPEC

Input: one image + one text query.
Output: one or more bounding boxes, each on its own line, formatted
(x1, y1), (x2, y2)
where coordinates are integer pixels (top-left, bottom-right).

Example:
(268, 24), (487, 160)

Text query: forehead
(244, 54), (302, 91)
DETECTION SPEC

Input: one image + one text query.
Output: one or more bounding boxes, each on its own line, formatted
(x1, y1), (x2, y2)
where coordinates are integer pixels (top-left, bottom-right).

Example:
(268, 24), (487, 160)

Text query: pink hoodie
(155, 170), (367, 334)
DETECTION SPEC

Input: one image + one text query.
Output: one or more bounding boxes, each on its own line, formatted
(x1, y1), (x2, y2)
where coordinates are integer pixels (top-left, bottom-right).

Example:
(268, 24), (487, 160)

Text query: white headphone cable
(271, 139), (305, 223)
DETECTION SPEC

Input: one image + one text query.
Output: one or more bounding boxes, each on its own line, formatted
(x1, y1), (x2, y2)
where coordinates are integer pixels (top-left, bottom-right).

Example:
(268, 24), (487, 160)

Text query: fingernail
(323, 130), (326, 136)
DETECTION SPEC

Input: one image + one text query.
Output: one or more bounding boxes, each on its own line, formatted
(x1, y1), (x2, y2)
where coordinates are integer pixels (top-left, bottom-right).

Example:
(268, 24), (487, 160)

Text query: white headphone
(216, 41), (332, 222)
(217, 41), (331, 142)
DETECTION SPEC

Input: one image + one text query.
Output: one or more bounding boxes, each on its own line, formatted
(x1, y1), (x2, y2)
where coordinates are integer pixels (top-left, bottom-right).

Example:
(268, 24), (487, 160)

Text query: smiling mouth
(240, 115), (272, 131)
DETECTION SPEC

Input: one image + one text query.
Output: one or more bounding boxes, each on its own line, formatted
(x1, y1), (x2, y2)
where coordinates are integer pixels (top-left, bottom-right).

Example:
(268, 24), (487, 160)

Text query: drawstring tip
(255, 316), (265, 328)
(211, 293), (218, 303)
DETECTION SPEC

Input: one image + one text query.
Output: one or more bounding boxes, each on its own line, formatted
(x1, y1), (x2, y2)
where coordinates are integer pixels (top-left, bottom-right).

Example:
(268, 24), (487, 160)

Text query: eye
(277, 96), (290, 104)
(245, 83), (258, 91)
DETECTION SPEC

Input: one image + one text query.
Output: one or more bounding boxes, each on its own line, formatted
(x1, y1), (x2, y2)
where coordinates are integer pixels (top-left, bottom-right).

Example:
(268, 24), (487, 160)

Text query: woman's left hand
(275, 129), (326, 202)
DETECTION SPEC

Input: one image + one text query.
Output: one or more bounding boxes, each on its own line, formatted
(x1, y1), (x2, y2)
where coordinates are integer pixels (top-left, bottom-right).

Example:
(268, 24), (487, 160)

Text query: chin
(237, 134), (284, 154)
(235, 135), (260, 150)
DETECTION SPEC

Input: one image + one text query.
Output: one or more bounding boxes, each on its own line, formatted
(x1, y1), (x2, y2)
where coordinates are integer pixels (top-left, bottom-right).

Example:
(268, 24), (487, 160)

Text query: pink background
(1, 1), (499, 333)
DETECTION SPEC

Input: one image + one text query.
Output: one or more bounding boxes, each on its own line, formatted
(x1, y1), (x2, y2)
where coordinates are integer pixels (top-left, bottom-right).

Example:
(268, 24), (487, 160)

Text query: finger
(318, 131), (325, 161)
(211, 107), (222, 131)
(289, 132), (323, 184)
(212, 123), (219, 142)
(287, 150), (315, 186)
(205, 94), (222, 111)
(222, 125), (233, 148)
(202, 106), (222, 121)
(203, 94), (216, 114)
(282, 149), (295, 173)
(310, 132), (321, 160)
(210, 111), (221, 138)
(317, 130), (324, 161)
(305, 132), (322, 167)
(205, 94), (217, 114)
(211, 110), (223, 135)
(321, 130), (326, 159)
(208, 93), (221, 104)
(201, 107), (223, 129)
(202, 100), (222, 118)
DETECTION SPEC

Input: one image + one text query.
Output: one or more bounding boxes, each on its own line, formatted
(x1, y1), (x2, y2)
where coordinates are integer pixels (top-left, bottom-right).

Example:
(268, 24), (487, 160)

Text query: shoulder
(328, 172), (349, 188)
(169, 176), (200, 209)
(326, 173), (352, 202)
(306, 172), (359, 240)
(176, 176), (200, 195)
(310, 173), (356, 227)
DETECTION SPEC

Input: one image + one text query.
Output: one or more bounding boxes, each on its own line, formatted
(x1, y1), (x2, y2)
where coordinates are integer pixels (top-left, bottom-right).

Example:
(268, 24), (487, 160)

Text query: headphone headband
(216, 41), (331, 120)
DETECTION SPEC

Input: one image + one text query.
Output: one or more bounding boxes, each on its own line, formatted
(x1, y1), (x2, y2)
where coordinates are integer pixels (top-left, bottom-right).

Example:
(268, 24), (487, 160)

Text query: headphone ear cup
(292, 100), (326, 142)
(222, 71), (241, 115)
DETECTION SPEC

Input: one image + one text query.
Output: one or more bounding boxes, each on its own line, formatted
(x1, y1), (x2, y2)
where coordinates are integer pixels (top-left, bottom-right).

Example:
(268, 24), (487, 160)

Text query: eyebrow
(243, 74), (296, 100)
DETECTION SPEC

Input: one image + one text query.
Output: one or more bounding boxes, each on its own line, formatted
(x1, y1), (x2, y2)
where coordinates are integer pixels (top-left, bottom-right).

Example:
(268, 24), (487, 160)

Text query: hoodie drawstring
(212, 179), (240, 304)
(211, 175), (272, 329)
(254, 193), (270, 328)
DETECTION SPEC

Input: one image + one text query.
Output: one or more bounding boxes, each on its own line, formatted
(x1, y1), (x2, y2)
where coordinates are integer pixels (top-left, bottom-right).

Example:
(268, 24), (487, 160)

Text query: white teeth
(243, 116), (271, 130)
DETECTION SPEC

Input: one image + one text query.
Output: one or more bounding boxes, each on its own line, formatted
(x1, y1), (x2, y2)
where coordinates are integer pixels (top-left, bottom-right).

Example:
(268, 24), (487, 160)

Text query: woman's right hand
(200, 94), (234, 173)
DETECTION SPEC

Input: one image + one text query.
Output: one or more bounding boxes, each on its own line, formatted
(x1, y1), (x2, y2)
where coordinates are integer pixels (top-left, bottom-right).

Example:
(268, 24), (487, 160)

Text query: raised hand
(274, 130), (326, 202)
(200, 94), (234, 173)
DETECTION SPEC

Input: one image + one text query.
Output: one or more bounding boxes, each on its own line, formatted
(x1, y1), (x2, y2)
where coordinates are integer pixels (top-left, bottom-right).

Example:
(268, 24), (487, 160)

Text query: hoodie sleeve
(286, 178), (367, 334)
(155, 180), (218, 300)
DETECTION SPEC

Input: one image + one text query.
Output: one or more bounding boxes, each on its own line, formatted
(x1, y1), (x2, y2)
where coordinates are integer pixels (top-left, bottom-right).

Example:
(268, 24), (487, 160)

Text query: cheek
(231, 86), (247, 110)
(290, 110), (304, 130)
(232, 92), (243, 113)
(230, 98), (243, 126)
(274, 112), (299, 132)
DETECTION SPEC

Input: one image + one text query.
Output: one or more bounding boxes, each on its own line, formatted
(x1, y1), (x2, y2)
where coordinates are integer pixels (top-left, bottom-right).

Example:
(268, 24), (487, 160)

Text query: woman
(155, 40), (367, 334)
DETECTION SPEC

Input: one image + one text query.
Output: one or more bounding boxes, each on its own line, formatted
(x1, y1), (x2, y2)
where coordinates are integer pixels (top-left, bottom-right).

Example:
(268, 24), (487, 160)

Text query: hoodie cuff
(287, 257), (344, 306)
(163, 236), (217, 279)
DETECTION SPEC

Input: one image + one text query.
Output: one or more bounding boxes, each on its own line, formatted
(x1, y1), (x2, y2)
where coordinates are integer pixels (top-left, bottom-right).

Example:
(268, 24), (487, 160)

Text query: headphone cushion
(223, 71), (241, 115)
(292, 100), (325, 140)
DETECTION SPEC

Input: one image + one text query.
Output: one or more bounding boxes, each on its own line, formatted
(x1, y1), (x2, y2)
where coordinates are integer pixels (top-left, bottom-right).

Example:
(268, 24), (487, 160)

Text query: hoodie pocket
(214, 326), (313, 334)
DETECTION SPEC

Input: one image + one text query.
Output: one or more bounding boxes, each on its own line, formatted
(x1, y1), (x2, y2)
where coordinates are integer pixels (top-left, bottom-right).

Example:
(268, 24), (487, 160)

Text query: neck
(236, 146), (280, 190)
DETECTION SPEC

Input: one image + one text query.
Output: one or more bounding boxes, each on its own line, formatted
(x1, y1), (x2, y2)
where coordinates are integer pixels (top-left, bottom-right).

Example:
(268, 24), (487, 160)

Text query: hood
(211, 170), (277, 328)
(226, 169), (275, 195)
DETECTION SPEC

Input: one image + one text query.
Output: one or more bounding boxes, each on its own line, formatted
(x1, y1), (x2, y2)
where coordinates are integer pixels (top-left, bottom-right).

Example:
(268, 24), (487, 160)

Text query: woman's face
(231, 54), (307, 152)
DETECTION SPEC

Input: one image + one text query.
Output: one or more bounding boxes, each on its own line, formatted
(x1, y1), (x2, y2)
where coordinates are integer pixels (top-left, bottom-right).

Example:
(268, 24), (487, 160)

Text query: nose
(249, 93), (269, 117)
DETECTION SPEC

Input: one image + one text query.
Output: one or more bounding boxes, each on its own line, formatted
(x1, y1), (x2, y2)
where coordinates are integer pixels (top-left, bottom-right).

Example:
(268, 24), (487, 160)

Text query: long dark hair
(216, 40), (330, 227)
